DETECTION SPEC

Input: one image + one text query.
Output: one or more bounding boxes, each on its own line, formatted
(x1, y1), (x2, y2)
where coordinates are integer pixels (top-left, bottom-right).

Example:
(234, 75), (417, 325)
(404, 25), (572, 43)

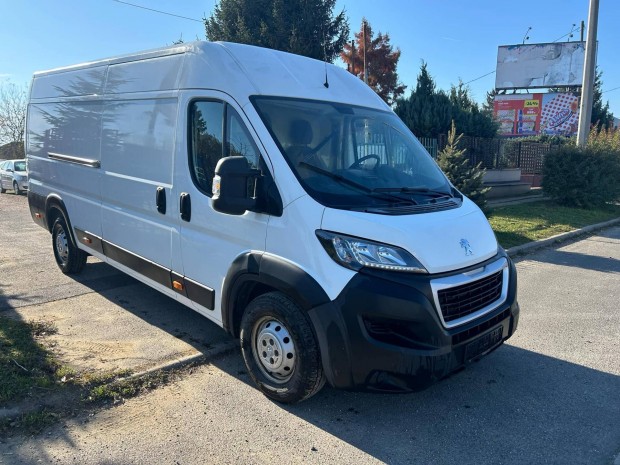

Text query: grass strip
(488, 201), (620, 249)
(0, 317), (61, 405)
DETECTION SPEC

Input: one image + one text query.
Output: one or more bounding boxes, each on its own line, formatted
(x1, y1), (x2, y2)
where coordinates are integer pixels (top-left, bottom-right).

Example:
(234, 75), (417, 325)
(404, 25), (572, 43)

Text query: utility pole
(577, 0), (599, 147)
(363, 20), (368, 84)
(580, 20), (585, 42)
(350, 40), (356, 76)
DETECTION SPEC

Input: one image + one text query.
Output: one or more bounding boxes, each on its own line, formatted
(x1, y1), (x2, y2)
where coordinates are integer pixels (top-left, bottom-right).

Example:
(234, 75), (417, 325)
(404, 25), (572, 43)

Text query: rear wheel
(13, 182), (21, 195)
(240, 292), (325, 404)
(51, 215), (87, 274)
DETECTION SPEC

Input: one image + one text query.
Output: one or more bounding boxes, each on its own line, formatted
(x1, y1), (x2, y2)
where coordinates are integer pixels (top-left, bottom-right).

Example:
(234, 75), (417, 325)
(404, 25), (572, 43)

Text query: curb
(488, 195), (545, 208)
(507, 217), (620, 257)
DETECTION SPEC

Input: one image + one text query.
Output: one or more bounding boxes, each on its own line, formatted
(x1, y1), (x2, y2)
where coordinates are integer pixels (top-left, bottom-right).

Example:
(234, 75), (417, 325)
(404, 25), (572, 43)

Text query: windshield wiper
(373, 186), (453, 198)
(298, 162), (416, 205)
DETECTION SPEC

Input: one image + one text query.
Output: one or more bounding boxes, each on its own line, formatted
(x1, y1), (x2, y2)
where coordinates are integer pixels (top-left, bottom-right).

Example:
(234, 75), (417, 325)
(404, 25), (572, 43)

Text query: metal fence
(434, 135), (557, 174)
(357, 133), (555, 175)
(419, 137), (438, 159)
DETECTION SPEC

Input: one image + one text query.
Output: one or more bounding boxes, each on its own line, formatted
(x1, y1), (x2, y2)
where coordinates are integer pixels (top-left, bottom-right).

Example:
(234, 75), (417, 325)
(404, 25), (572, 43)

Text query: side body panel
(27, 91), (103, 238)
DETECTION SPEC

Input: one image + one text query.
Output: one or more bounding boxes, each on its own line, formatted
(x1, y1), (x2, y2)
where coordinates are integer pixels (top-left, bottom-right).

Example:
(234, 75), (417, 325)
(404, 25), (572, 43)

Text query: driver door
(172, 92), (270, 323)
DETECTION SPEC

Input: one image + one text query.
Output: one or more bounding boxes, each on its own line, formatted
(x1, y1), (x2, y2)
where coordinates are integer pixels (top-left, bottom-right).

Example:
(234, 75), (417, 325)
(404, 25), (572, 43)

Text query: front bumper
(308, 251), (519, 392)
(14, 178), (28, 191)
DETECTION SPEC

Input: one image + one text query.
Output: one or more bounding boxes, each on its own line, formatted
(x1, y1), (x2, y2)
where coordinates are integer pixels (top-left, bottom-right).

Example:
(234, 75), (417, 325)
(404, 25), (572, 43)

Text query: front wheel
(240, 292), (325, 404)
(13, 182), (21, 195)
(52, 215), (87, 274)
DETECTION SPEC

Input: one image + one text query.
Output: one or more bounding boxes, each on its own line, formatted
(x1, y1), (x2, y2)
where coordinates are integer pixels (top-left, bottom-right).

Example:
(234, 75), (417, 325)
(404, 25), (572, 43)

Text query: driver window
(189, 101), (261, 195)
(227, 107), (259, 169)
(190, 101), (224, 192)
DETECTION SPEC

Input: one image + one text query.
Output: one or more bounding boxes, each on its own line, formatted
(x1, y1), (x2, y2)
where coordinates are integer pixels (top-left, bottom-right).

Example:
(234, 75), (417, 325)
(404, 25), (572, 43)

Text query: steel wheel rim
(55, 228), (69, 264)
(252, 317), (296, 384)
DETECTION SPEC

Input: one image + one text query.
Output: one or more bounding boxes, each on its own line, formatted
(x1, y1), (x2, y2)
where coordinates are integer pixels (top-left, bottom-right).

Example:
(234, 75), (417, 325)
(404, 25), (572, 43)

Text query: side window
(190, 101), (224, 192)
(190, 100), (261, 195)
(227, 107), (259, 169)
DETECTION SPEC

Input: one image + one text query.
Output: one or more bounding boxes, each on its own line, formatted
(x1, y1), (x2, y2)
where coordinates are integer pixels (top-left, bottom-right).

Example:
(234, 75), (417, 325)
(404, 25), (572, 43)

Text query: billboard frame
(495, 41), (586, 90)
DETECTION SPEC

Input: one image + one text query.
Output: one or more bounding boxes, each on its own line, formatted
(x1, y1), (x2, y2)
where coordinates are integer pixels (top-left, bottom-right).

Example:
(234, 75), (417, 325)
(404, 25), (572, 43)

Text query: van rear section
(27, 41), (519, 403)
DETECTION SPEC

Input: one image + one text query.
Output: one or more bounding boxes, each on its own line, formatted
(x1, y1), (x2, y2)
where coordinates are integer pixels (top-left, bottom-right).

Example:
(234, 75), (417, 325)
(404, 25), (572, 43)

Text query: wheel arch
(222, 252), (331, 338)
(44, 195), (80, 249)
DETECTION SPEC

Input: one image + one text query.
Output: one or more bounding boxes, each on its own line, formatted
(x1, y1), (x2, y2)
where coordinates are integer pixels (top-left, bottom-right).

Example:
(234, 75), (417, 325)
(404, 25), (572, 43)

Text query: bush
(438, 121), (489, 212)
(542, 142), (620, 208)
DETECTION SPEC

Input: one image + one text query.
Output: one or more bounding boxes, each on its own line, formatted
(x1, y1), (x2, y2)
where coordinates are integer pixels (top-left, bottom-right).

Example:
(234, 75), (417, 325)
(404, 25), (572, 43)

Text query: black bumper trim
(308, 251), (519, 392)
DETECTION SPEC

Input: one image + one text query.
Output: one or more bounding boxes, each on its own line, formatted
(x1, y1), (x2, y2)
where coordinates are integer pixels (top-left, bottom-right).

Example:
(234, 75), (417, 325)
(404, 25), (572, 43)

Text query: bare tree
(0, 81), (28, 157)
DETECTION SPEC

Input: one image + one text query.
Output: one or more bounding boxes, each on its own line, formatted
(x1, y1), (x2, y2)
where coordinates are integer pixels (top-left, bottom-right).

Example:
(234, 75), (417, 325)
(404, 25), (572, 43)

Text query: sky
(0, 0), (618, 116)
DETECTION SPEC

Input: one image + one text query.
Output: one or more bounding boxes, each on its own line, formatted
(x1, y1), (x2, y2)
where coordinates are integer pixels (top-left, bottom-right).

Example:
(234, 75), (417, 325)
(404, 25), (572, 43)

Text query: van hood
(320, 198), (498, 274)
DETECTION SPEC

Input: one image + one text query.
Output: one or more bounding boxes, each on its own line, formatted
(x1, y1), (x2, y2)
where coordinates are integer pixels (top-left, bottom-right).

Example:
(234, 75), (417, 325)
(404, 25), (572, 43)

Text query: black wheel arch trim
(222, 252), (331, 336)
(40, 194), (80, 249)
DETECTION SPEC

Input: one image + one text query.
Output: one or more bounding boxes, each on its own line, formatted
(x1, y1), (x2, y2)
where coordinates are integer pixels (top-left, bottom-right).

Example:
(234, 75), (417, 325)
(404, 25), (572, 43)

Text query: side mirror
(212, 156), (260, 215)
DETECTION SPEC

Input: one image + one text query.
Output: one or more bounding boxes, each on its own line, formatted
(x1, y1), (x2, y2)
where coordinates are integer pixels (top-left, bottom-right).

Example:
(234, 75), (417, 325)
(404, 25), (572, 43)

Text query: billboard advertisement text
(494, 93), (580, 137)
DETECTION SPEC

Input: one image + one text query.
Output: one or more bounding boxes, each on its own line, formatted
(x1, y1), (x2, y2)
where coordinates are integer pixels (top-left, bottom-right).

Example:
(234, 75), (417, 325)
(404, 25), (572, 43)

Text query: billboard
(494, 93), (581, 137)
(495, 42), (585, 89)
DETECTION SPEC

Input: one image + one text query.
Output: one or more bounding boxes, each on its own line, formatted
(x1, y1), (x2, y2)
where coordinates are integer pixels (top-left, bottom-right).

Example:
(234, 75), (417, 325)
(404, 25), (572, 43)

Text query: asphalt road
(1, 193), (619, 465)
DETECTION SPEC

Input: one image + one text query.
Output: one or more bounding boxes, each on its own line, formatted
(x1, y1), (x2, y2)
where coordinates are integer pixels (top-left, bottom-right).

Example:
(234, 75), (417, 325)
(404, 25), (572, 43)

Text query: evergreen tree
(437, 121), (489, 212)
(395, 62), (453, 138)
(204, 0), (349, 62)
(481, 88), (499, 117)
(591, 69), (614, 129)
(340, 19), (406, 105)
(395, 64), (497, 139)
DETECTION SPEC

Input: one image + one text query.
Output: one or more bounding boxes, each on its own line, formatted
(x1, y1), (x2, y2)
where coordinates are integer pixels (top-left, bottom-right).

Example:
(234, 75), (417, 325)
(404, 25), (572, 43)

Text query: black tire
(51, 215), (87, 274)
(13, 182), (21, 195)
(0, 186), (5, 193)
(240, 292), (325, 404)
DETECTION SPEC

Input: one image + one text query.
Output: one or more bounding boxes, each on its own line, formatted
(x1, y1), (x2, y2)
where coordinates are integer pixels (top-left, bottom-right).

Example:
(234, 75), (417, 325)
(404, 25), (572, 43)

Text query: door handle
(156, 187), (166, 214)
(180, 192), (191, 222)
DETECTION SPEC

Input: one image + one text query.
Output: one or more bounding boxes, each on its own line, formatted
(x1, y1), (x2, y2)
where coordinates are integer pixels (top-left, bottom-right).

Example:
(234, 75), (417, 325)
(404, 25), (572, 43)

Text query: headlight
(316, 230), (427, 273)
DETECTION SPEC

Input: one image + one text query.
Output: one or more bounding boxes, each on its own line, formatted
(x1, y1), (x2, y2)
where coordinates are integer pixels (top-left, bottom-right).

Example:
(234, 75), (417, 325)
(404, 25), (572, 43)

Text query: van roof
(31, 41), (389, 111)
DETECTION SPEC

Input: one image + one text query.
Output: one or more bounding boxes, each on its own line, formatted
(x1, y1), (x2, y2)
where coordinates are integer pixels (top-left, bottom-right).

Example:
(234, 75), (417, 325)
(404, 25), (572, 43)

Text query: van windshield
(251, 97), (453, 211)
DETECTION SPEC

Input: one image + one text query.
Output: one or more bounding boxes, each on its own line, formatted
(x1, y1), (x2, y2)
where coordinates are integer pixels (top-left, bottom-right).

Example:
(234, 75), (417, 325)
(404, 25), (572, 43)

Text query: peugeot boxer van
(27, 42), (519, 403)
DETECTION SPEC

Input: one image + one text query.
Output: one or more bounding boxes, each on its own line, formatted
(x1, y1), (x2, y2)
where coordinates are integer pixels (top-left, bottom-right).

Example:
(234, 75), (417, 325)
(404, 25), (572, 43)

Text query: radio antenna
(322, 28), (330, 88)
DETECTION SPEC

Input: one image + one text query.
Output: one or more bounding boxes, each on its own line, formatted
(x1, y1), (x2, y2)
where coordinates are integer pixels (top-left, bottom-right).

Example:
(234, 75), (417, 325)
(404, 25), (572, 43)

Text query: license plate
(465, 326), (503, 362)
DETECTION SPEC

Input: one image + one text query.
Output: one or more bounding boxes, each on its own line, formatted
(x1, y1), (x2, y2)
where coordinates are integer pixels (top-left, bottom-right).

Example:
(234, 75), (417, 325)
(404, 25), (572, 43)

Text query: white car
(0, 159), (28, 194)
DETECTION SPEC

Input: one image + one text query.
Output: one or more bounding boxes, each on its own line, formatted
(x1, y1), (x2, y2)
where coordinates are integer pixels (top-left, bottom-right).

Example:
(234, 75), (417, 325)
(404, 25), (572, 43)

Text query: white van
(27, 42), (519, 403)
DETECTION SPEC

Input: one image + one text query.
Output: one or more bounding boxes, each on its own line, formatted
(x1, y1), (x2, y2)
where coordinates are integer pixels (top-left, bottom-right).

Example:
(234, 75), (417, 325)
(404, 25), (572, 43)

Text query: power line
(552, 24), (581, 43)
(463, 70), (495, 86)
(111, 0), (202, 23)
(602, 86), (620, 94)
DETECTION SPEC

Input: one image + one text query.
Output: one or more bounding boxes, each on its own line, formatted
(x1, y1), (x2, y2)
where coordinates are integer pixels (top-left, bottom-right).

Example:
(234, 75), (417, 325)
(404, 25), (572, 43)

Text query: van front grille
(438, 270), (503, 324)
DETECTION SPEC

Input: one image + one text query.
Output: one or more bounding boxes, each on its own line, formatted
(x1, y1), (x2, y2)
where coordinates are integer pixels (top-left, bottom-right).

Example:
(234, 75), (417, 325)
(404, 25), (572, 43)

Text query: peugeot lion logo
(460, 239), (473, 256)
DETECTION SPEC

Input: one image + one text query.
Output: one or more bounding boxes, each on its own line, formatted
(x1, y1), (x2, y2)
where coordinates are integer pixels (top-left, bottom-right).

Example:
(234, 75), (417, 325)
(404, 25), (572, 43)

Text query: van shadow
(209, 344), (620, 465)
(60, 260), (236, 355)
